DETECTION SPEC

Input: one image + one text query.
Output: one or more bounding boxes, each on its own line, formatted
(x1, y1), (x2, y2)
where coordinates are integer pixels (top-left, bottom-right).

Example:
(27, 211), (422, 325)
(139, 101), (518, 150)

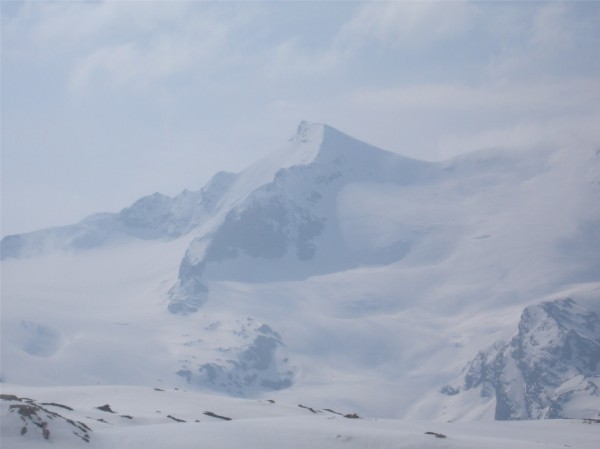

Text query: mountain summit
(167, 122), (436, 313)
(0, 121), (425, 261)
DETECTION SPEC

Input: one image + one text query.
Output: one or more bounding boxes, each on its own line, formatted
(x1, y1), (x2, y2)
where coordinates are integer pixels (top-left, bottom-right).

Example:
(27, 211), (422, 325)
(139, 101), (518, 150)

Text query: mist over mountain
(2, 122), (599, 447)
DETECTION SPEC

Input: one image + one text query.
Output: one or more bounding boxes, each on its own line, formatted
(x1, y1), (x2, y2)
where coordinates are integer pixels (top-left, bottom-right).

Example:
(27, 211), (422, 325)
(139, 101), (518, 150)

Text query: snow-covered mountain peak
(271, 120), (327, 167)
(292, 120), (325, 144)
(214, 122), (325, 212)
(289, 120), (413, 167)
(256, 120), (411, 181)
(166, 123), (440, 312)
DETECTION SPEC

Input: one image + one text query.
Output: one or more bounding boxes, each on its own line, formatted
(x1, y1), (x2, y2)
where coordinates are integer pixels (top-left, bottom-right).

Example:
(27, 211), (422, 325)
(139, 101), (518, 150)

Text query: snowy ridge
(0, 171), (236, 259)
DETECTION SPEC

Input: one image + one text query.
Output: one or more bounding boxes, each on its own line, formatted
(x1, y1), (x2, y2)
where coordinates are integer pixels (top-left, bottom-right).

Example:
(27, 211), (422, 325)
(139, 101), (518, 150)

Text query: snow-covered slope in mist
(0, 171), (236, 259)
(1, 122), (599, 438)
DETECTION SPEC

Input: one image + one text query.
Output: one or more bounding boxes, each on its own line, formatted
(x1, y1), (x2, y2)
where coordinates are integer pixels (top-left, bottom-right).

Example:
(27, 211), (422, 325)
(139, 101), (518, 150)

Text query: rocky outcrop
(177, 324), (293, 396)
(460, 297), (600, 419)
(1, 394), (91, 443)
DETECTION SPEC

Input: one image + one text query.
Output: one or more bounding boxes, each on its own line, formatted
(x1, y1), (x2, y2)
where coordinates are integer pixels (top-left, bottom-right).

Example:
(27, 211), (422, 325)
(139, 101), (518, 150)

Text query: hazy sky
(2, 1), (599, 236)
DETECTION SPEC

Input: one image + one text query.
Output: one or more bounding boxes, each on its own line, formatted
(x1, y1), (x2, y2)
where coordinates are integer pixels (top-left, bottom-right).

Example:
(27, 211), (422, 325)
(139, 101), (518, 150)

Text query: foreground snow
(2, 384), (599, 449)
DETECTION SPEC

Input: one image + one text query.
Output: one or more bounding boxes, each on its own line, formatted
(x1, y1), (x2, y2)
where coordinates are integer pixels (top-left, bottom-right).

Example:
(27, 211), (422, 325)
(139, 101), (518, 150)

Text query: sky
(1, 0), (600, 237)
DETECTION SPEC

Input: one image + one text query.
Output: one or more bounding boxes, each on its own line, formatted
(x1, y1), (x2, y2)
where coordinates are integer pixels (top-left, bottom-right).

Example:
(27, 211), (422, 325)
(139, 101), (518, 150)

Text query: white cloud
(85, 13), (246, 91)
(37, 1), (188, 45)
(265, 39), (345, 78)
(439, 113), (600, 156)
(350, 78), (600, 114)
(529, 2), (573, 49)
(340, 77), (600, 159)
(337, 1), (472, 48)
(68, 18), (232, 92)
(4, 1), (248, 93)
(488, 2), (600, 81)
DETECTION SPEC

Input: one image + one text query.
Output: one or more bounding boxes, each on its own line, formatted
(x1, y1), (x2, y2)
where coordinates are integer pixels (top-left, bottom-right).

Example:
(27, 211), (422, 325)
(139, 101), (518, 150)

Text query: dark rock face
(461, 297), (600, 419)
(205, 196), (325, 264)
(167, 272), (209, 315)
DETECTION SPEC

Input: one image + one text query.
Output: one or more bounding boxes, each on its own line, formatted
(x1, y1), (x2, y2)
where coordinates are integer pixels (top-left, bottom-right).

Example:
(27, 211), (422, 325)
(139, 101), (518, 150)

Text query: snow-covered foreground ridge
(1, 121), (599, 441)
(2, 384), (600, 449)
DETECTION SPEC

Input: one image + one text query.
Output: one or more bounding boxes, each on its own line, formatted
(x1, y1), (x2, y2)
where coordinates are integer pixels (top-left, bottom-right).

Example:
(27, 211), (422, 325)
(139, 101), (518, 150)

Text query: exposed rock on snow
(1, 394), (91, 444)
(177, 324), (293, 396)
(460, 297), (600, 419)
(3, 385), (599, 449)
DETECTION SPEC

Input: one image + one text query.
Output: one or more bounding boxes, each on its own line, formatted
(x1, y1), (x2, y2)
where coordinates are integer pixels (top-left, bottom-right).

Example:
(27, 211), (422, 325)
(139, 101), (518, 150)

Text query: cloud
(20, 1), (189, 47)
(338, 77), (600, 159)
(350, 78), (600, 115)
(262, 2), (475, 80)
(529, 2), (574, 49)
(488, 2), (600, 81)
(68, 18), (232, 92)
(439, 112), (600, 156)
(337, 1), (472, 48)
(69, 6), (247, 92)
(3, 0), (600, 236)
(264, 39), (345, 78)
(4, 1), (249, 93)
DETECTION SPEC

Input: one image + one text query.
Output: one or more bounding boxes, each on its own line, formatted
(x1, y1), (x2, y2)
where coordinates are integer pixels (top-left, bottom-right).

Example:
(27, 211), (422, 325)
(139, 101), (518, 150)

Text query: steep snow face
(451, 297), (600, 420)
(219, 121), (323, 206)
(168, 122), (435, 312)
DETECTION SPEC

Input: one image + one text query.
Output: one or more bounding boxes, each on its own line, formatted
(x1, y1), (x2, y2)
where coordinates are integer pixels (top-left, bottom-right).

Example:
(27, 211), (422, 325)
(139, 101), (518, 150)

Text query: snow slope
(2, 385), (599, 449)
(1, 122), (599, 447)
